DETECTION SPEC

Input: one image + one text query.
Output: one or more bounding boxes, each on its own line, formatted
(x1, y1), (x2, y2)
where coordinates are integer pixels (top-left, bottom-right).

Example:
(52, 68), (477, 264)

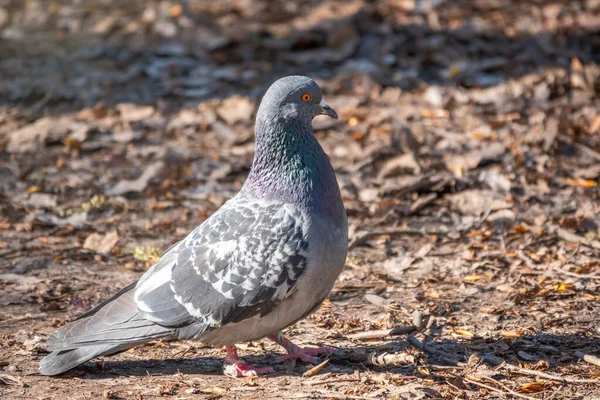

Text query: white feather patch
(135, 263), (173, 311)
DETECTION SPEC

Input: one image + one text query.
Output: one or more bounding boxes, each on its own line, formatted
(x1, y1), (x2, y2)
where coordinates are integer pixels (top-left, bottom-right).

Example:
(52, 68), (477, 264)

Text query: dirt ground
(1, 0), (600, 399)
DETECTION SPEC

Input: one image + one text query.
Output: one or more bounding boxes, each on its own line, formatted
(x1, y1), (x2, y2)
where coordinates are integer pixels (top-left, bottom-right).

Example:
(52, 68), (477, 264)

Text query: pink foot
(223, 345), (274, 377)
(268, 333), (337, 365)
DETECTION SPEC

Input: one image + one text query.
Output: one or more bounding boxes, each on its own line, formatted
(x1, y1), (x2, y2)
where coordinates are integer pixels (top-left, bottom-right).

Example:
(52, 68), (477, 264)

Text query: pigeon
(40, 75), (348, 377)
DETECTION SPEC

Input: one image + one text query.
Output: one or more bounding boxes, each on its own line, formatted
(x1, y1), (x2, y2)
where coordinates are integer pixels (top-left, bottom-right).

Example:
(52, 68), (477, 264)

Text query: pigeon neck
(244, 116), (342, 218)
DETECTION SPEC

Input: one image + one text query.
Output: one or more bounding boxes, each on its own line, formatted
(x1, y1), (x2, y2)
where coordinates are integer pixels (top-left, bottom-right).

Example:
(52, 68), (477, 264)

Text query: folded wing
(134, 199), (310, 339)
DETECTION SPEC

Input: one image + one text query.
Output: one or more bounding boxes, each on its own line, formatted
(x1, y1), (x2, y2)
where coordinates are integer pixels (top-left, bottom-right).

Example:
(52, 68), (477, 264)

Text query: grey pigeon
(40, 76), (348, 377)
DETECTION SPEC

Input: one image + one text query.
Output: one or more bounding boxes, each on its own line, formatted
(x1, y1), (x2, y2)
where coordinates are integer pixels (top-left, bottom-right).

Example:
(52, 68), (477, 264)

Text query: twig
(482, 355), (600, 384)
(556, 228), (600, 251)
(310, 377), (361, 385)
(463, 377), (538, 400)
(368, 351), (415, 366)
(0, 313), (48, 326)
(482, 375), (541, 400)
(346, 325), (416, 341)
(559, 133), (600, 162)
(349, 229), (445, 250)
(303, 359), (329, 377)
(409, 193), (437, 215)
(408, 335), (600, 385)
(328, 347), (415, 367)
(517, 251), (536, 269)
(314, 393), (376, 400)
(551, 267), (600, 280)
(309, 371), (363, 386)
(519, 250), (600, 279)
(574, 351), (600, 367)
(545, 385), (564, 400)
(0, 227), (62, 257)
(171, 346), (192, 359)
(406, 334), (466, 367)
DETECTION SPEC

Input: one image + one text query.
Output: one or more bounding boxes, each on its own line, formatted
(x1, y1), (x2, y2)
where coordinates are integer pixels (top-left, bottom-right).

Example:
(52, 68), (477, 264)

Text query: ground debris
(1, 1), (599, 399)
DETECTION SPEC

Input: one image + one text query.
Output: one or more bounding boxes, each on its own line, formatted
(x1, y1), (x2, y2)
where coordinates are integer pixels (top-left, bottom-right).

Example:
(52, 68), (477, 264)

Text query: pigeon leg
(223, 345), (274, 377)
(268, 332), (336, 364)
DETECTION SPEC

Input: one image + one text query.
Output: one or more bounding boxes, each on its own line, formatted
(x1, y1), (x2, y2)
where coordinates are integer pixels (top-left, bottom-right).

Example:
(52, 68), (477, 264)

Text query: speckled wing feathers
(134, 198), (310, 339)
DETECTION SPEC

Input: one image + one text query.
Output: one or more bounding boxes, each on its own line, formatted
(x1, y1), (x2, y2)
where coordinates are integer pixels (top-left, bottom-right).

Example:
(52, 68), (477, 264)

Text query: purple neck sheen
(243, 111), (344, 221)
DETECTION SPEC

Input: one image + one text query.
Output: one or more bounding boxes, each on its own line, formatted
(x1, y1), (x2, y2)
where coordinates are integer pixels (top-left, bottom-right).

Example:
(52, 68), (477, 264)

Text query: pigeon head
(245, 76), (343, 215)
(256, 76), (338, 126)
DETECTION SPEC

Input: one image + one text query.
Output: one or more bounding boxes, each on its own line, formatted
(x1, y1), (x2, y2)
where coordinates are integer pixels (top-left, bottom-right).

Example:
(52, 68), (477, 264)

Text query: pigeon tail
(40, 283), (174, 376)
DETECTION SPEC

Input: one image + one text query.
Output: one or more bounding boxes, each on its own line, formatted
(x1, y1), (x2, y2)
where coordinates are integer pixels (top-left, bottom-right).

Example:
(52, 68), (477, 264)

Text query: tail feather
(40, 284), (174, 376)
(40, 345), (118, 376)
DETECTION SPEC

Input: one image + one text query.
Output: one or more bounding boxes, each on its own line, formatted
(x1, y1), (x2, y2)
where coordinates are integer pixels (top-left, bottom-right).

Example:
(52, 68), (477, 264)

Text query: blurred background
(1, 1), (600, 399)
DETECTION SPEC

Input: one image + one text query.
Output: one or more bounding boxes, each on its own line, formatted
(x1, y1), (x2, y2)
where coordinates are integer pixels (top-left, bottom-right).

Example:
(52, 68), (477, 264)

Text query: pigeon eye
(301, 93), (311, 102)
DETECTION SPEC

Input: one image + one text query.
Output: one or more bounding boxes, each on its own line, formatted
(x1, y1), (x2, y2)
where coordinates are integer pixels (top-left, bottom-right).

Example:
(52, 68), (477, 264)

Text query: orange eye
(301, 93), (311, 102)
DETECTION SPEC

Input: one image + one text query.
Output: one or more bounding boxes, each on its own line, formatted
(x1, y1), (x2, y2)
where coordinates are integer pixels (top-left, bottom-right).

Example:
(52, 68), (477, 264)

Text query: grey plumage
(40, 284), (174, 375)
(40, 76), (347, 376)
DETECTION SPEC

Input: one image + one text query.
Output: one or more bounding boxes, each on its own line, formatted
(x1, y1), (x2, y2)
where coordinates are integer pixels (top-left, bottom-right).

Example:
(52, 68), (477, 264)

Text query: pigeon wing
(134, 199), (310, 338)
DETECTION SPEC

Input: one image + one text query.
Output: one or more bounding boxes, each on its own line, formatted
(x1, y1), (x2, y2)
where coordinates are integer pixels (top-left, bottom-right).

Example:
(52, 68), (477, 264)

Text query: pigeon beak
(316, 99), (338, 119)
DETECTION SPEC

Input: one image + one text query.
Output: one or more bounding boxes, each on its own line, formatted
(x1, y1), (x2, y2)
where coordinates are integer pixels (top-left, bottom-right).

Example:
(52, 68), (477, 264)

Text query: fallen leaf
(444, 143), (505, 173)
(7, 117), (89, 153)
(216, 95), (254, 126)
(83, 231), (119, 254)
(377, 153), (421, 179)
(23, 335), (45, 352)
(22, 193), (58, 209)
(134, 245), (162, 267)
(169, 4), (183, 18)
(512, 224), (529, 233)
(519, 382), (547, 393)
(447, 189), (512, 217)
(116, 103), (155, 122)
(64, 136), (82, 151)
(31, 211), (89, 228)
(553, 283), (575, 293)
(0, 274), (43, 285)
(106, 161), (164, 196)
(590, 115), (600, 134)
(566, 177), (597, 188)
(517, 350), (538, 361)
(464, 275), (482, 282)
(0, 374), (24, 386)
(451, 328), (476, 339)
(348, 116), (359, 126)
(303, 359), (329, 377)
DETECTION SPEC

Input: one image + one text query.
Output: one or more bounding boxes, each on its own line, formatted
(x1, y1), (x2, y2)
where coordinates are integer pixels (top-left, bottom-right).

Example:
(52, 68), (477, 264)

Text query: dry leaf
(464, 275), (482, 282)
(519, 382), (547, 393)
(64, 136), (82, 151)
(566, 177), (597, 188)
(133, 245), (162, 267)
(83, 231), (119, 255)
(106, 161), (164, 196)
(590, 115), (600, 134)
(451, 328), (476, 339)
(216, 96), (254, 126)
(512, 224), (529, 233)
(553, 283), (575, 293)
(501, 330), (525, 338)
(302, 359), (329, 377)
(169, 4), (183, 18)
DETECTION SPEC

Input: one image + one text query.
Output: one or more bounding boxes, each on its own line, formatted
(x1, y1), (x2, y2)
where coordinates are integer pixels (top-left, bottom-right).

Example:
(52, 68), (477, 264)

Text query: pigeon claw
(224, 361), (274, 377)
(274, 345), (336, 363)
(223, 345), (274, 377)
(274, 351), (320, 364)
